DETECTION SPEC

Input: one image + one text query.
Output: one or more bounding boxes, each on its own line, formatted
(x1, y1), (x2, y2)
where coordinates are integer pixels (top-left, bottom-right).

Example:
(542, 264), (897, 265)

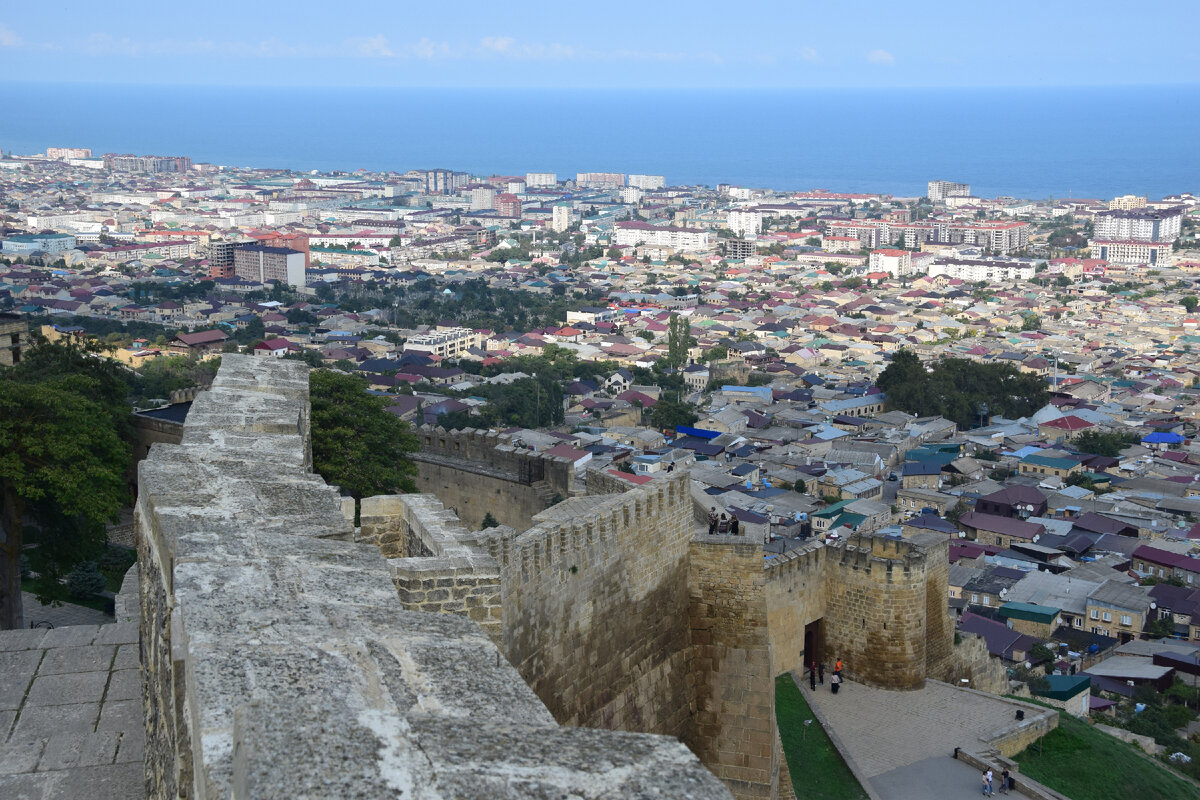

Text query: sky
(1, 1), (1198, 89)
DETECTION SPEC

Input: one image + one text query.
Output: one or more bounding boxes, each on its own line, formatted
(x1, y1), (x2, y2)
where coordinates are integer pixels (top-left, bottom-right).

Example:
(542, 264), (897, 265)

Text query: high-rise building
(413, 169), (469, 195)
(105, 154), (192, 173)
(728, 209), (763, 237)
(233, 244), (306, 288)
(1108, 195), (1148, 210)
(628, 174), (665, 190)
(525, 172), (557, 188)
(551, 205), (572, 233)
(927, 180), (971, 202)
(576, 172), (625, 189)
(470, 186), (497, 211)
(208, 240), (237, 279)
(496, 193), (522, 219)
(46, 147), (92, 160)
(1093, 206), (1182, 243)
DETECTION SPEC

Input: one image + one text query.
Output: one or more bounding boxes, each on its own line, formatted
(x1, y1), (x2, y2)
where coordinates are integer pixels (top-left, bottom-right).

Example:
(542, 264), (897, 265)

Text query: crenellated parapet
(136, 356), (732, 800)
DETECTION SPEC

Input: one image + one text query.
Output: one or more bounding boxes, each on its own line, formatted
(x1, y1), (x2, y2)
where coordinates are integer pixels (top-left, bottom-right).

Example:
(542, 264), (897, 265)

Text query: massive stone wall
(411, 426), (574, 531)
(136, 356), (732, 800)
(492, 472), (696, 739)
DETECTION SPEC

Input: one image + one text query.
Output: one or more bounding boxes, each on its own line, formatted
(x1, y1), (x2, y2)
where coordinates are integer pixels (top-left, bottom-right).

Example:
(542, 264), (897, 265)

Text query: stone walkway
(797, 674), (1030, 800)
(0, 622), (143, 800)
(21, 593), (114, 629)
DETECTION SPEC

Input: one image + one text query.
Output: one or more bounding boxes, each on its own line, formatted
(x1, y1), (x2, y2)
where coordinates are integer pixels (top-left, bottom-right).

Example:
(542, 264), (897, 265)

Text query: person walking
(834, 657), (843, 677)
(984, 768), (995, 796)
(981, 770), (991, 797)
(830, 673), (840, 694)
(817, 662), (825, 685)
(809, 661), (817, 690)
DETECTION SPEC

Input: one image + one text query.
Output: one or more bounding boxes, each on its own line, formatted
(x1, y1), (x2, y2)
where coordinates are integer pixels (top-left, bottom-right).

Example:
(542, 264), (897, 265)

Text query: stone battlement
(136, 356), (731, 799)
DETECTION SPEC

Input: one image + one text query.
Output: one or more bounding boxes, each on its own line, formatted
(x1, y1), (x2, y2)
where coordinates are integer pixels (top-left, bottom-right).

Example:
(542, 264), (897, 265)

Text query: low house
(1086, 580), (1152, 643)
(1019, 454), (1082, 479)
(958, 511), (1045, 548)
(901, 460), (942, 489)
(1132, 544), (1200, 587)
(975, 485), (1048, 519)
(997, 602), (1062, 638)
(1033, 675), (1091, 718)
(169, 329), (229, 357)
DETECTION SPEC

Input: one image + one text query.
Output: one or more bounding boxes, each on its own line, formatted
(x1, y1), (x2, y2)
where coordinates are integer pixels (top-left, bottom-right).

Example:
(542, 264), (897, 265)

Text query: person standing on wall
(707, 507), (718, 535)
(730, 515), (740, 536)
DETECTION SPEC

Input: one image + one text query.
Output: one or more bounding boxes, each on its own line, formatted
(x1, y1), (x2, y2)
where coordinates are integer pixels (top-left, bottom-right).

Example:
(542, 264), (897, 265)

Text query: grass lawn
(775, 673), (869, 800)
(1014, 707), (1200, 800)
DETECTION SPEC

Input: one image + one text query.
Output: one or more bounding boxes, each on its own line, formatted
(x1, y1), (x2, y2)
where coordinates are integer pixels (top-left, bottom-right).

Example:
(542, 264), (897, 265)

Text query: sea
(1, 83), (1197, 200)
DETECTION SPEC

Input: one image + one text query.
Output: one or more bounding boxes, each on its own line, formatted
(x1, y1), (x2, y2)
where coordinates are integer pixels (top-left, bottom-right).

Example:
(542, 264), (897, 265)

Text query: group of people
(707, 507), (740, 536)
(807, 657), (844, 693)
(980, 767), (1011, 796)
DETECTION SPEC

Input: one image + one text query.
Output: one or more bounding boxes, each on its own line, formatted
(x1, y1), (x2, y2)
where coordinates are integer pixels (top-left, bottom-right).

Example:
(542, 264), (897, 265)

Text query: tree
(480, 512), (500, 529)
(309, 370), (419, 502)
(1182, 296), (1199, 314)
(0, 340), (132, 628)
(794, 479), (807, 494)
(67, 561), (107, 599)
(1021, 313), (1042, 331)
(1074, 429), (1140, 458)
(651, 397), (698, 431)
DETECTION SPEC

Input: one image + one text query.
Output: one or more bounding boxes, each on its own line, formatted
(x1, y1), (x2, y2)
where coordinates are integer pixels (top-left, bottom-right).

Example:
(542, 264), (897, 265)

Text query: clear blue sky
(2, 1), (1198, 89)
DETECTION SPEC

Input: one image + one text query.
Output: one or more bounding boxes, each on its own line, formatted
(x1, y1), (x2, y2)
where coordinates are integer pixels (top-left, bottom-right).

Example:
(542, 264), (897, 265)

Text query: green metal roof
(1034, 674), (1090, 701)
(998, 602), (1059, 624)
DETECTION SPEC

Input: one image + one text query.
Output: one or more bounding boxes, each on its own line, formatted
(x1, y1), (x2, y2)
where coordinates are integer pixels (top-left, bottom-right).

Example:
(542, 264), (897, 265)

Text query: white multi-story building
(1089, 240), (1173, 267)
(868, 248), (913, 277)
(403, 327), (483, 358)
(470, 186), (497, 211)
(613, 221), (711, 251)
(727, 209), (763, 238)
(926, 257), (1036, 282)
(1093, 207), (1182, 243)
(927, 180), (971, 202)
(628, 174), (665, 190)
(1109, 195), (1147, 210)
(620, 186), (645, 204)
(551, 205), (572, 233)
(525, 172), (557, 188)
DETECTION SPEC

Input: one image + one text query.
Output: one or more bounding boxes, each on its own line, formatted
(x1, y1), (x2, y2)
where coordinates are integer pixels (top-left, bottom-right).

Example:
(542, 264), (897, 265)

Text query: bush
(67, 561), (107, 599)
(99, 546), (135, 573)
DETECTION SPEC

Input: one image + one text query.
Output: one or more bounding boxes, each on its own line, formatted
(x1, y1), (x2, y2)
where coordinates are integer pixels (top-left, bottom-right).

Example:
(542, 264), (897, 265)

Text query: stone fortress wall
(137, 357), (1005, 800)
(136, 355), (732, 800)
(410, 426), (574, 531)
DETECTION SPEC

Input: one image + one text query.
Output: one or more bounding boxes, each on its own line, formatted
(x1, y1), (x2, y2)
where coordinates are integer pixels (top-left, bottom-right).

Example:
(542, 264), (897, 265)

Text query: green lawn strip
(775, 673), (869, 800)
(1014, 706), (1200, 800)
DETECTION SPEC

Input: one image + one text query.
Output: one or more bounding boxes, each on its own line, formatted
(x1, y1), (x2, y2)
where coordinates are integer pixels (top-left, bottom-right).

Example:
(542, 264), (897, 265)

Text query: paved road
(796, 674), (1024, 800)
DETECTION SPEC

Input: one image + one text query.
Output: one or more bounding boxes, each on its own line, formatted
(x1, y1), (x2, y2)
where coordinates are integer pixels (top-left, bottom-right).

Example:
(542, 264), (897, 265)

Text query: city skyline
(2, 1), (1199, 89)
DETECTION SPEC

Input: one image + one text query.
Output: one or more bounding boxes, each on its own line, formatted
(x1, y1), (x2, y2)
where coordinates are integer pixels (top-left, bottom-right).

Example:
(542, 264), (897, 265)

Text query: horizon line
(1, 79), (1199, 91)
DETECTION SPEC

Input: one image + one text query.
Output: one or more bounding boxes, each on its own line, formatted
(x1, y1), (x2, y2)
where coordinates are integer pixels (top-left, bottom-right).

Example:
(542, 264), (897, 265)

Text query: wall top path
(139, 356), (731, 799)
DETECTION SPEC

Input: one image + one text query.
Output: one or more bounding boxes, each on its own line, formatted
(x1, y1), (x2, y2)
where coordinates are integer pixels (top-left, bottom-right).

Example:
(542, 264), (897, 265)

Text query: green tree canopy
(1182, 296), (1198, 314)
(877, 350), (1049, 430)
(1073, 429), (1140, 458)
(309, 370), (419, 501)
(651, 397), (698, 431)
(0, 339), (133, 628)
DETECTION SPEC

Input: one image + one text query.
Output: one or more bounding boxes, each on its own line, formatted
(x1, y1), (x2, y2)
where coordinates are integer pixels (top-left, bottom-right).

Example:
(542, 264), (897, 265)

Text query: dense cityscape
(4, 140), (1200, 800)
